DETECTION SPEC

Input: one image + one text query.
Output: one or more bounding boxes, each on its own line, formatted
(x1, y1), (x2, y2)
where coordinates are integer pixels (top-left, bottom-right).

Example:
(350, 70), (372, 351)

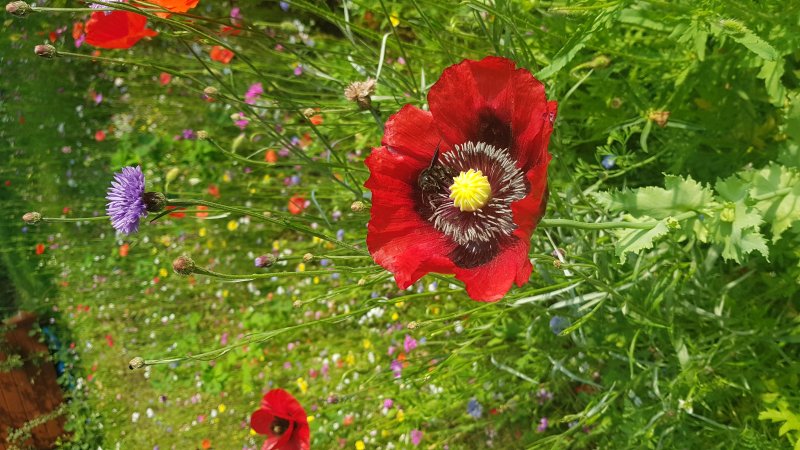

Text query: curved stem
(539, 211), (697, 230)
(193, 266), (341, 280)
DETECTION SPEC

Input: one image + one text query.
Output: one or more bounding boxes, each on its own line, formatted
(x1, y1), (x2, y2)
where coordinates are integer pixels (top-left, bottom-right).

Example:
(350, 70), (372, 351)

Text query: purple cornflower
(404, 334), (418, 354)
(244, 82), (263, 104)
(467, 398), (483, 418)
(182, 129), (196, 140)
(279, 1), (290, 11)
(106, 166), (147, 234)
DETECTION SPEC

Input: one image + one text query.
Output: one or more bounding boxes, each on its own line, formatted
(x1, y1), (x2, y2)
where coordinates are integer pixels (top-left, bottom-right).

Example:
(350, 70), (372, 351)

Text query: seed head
(22, 212), (41, 224)
(34, 44), (56, 59)
(172, 255), (196, 276)
(6, 1), (32, 17)
(350, 200), (366, 213)
(302, 253), (314, 263)
(129, 357), (145, 370)
(254, 254), (276, 268)
(196, 130), (208, 140)
(407, 321), (418, 330)
(203, 86), (218, 96)
(344, 78), (376, 109)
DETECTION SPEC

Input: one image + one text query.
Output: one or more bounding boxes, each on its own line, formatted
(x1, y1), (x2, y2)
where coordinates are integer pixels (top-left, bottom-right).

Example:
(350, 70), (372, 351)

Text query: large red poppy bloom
(251, 389), (310, 450)
(365, 56), (557, 302)
(85, 11), (157, 49)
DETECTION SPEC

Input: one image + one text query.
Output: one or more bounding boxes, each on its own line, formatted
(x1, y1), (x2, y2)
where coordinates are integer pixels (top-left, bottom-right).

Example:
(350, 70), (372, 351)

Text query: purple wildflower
(244, 82), (263, 104)
(293, 64), (303, 76)
(279, 1), (290, 11)
(383, 398), (394, 409)
(467, 398), (483, 418)
(181, 129), (196, 140)
(404, 334), (418, 354)
(536, 417), (549, 433)
(390, 359), (402, 378)
(410, 430), (423, 446)
(537, 388), (554, 403)
(106, 166), (146, 234)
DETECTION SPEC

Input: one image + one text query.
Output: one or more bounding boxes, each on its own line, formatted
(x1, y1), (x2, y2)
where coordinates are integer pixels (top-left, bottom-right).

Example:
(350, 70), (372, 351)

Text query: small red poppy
(35, 243), (45, 255)
(150, 0), (200, 14)
(210, 46), (235, 64)
(365, 56), (557, 301)
(159, 72), (172, 86)
(251, 389), (310, 450)
(85, 11), (157, 49)
(288, 195), (306, 215)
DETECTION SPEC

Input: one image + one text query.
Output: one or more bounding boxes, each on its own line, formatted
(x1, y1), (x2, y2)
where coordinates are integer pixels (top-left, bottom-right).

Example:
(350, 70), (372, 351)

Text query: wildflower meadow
(1, 0), (799, 449)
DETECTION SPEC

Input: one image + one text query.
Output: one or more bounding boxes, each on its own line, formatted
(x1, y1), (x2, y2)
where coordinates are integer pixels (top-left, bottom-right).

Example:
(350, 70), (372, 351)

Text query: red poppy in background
(150, 0), (199, 14)
(288, 195), (306, 215)
(159, 72), (172, 85)
(365, 56), (557, 301)
(210, 46), (234, 64)
(251, 389), (310, 450)
(35, 243), (45, 255)
(85, 11), (157, 49)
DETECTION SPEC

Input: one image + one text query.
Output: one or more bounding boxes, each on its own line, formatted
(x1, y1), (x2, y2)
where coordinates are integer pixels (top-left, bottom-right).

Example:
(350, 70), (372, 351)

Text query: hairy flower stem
(168, 198), (367, 255)
(28, 7), (112, 12)
(36, 216), (110, 223)
(539, 211), (697, 230)
(192, 266), (346, 280)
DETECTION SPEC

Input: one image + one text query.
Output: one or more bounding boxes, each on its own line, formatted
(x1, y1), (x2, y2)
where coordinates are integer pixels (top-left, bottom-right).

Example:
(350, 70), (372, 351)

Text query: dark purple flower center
(271, 417), (291, 435)
(415, 141), (528, 268)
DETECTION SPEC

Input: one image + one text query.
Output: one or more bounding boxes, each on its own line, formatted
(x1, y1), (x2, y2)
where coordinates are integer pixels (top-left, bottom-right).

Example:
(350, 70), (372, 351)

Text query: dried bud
(292, 300), (303, 308)
(6, 1), (31, 17)
(142, 192), (167, 212)
(172, 255), (196, 276)
(203, 86), (218, 96)
(350, 200), (365, 213)
(302, 108), (316, 118)
(648, 110), (670, 128)
(196, 130), (208, 140)
(34, 44), (56, 59)
(22, 211), (41, 224)
(344, 78), (376, 109)
(128, 356), (145, 370)
(254, 254), (276, 268)
(407, 321), (418, 330)
(302, 253), (314, 263)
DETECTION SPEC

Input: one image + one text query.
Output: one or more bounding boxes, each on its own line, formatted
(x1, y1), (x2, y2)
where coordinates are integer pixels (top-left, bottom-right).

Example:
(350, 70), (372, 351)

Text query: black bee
(417, 143), (453, 208)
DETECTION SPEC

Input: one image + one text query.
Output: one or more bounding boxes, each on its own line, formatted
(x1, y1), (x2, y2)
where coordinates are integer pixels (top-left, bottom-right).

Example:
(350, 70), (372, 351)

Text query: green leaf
(750, 164), (800, 242)
(712, 18), (780, 61)
(758, 59), (787, 107)
(535, 8), (616, 79)
(608, 175), (714, 219)
(613, 217), (670, 263)
(709, 176), (769, 262)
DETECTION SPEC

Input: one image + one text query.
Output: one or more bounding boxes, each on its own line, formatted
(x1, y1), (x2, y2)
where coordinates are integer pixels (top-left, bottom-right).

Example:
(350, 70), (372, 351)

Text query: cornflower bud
(254, 254), (276, 268)
(129, 357), (145, 370)
(22, 211), (42, 224)
(344, 78), (376, 109)
(142, 192), (167, 212)
(6, 1), (32, 17)
(172, 255), (196, 276)
(34, 44), (56, 58)
(350, 201), (365, 213)
(302, 253), (314, 263)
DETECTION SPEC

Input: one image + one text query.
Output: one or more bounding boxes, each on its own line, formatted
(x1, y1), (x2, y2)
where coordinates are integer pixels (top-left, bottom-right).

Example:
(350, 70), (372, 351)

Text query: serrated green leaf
(712, 18), (779, 61)
(613, 218), (670, 263)
(608, 175), (714, 219)
(750, 164), (800, 241)
(758, 59), (787, 107)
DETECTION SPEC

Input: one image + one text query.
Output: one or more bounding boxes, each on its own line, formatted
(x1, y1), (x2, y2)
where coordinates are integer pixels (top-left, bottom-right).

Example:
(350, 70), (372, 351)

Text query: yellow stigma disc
(449, 169), (491, 212)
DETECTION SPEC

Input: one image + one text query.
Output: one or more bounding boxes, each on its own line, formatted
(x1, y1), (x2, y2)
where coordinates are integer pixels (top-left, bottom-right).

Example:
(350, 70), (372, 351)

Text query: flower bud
(302, 108), (315, 119)
(344, 78), (376, 110)
(203, 86), (218, 96)
(34, 44), (56, 59)
(142, 192), (167, 212)
(165, 168), (180, 183)
(302, 253), (313, 263)
(172, 255), (196, 276)
(350, 200), (365, 213)
(6, 1), (31, 17)
(407, 321), (418, 330)
(196, 130), (208, 140)
(129, 356), (145, 370)
(292, 300), (303, 308)
(648, 110), (670, 128)
(254, 254), (276, 268)
(22, 211), (41, 224)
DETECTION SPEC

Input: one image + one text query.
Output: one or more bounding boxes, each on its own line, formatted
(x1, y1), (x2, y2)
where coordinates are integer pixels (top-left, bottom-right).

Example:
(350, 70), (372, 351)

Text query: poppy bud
(6, 1), (31, 16)
(302, 253), (313, 263)
(34, 44), (56, 58)
(344, 78), (376, 110)
(165, 168), (180, 183)
(172, 255), (196, 276)
(292, 300), (303, 308)
(22, 211), (41, 224)
(129, 356), (145, 370)
(254, 254), (276, 268)
(350, 200), (365, 213)
(142, 192), (167, 212)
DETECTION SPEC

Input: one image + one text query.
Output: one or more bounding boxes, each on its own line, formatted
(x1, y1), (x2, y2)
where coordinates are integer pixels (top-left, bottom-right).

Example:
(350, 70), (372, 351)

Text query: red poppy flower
(210, 46), (235, 64)
(365, 56), (557, 301)
(159, 72), (172, 85)
(35, 243), (45, 255)
(85, 11), (157, 49)
(288, 195), (306, 215)
(251, 389), (310, 450)
(150, 0), (199, 14)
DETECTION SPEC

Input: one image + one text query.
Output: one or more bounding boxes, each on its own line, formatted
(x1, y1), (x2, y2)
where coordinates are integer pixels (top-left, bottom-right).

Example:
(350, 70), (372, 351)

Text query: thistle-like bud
(407, 321), (418, 330)
(196, 130), (208, 140)
(172, 255), (196, 276)
(34, 44), (56, 59)
(142, 192), (167, 212)
(254, 254), (276, 268)
(292, 300), (303, 308)
(22, 211), (42, 224)
(302, 253), (314, 263)
(344, 78), (376, 110)
(350, 200), (365, 213)
(129, 356), (145, 370)
(6, 1), (31, 17)
(648, 110), (671, 128)
(203, 86), (218, 96)
(302, 108), (316, 119)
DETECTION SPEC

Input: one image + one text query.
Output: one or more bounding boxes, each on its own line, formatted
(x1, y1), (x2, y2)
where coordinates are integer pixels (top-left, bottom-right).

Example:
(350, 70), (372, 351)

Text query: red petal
(511, 155), (551, 238)
(452, 238), (532, 302)
(428, 56), (552, 170)
(260, 389), (308, 422)
(251, 409), (274, 435)
(382, 104), (449, 167)
(365, 146), (457, 288)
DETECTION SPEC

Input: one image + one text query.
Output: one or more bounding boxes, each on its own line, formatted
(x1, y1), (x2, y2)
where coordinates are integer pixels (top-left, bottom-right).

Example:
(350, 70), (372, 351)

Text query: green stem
(193, 266), (341, 280)
(751, 187), (792, 202)
(40, 216), (109, 223)
(168, 198), (368, 255)
(31, 7), (111, 12)
(539, 211), (696, 230)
